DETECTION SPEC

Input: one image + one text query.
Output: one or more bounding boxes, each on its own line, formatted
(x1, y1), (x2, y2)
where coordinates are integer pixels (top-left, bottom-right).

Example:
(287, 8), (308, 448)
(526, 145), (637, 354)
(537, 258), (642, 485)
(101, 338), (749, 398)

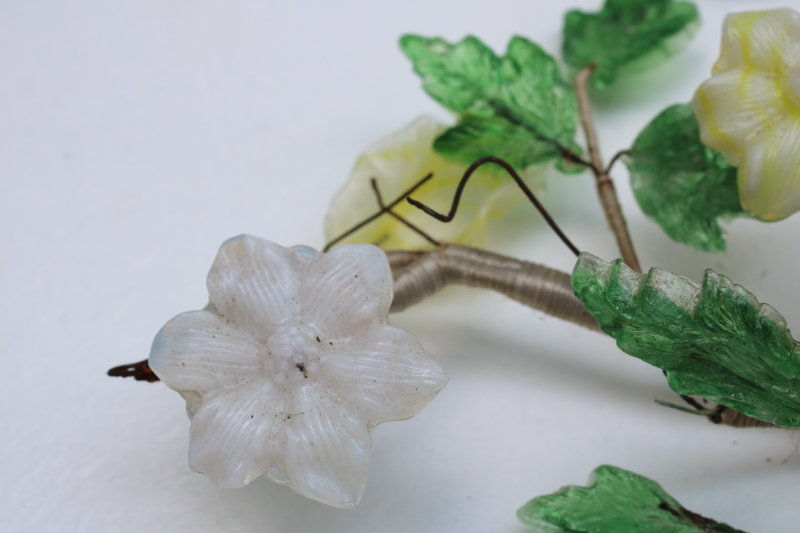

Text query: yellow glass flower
(692, 8), (800, 221)
(324, 115), (546, 250)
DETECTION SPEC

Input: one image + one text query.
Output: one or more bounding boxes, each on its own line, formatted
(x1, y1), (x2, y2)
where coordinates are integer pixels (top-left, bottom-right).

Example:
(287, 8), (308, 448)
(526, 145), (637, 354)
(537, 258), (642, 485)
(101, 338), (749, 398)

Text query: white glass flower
(149, 235), (447, 507)
(691, 8), (800, 221)
(325, 115), (546, 250)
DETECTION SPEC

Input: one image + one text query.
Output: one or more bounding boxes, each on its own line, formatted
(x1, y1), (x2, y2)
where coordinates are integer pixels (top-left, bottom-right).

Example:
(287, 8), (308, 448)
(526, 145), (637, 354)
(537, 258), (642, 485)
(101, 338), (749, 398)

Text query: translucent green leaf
(518, 465), (746, 533)
(399, 35), (500, 115)
(626, 104), (743, 252)
(572, 253), (800, 427)
(400, 34), (579, 171)
(432, 115), (546, 171)
(563, 0), (700, 89)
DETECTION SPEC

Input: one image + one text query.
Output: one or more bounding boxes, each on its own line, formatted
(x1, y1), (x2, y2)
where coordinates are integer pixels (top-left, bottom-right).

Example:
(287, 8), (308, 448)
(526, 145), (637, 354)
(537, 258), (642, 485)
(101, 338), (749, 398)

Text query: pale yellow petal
(692, 69), (785, 165)
(739, 118), (800, 221)
(324, 115), (545, 250)
(715, 9), (800, 74)
(693, 8), (800, 221)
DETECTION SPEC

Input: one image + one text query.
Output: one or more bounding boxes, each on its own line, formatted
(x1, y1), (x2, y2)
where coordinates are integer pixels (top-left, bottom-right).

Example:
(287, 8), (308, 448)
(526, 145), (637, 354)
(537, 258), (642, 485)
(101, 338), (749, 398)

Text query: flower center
(262, 325), (321, 383)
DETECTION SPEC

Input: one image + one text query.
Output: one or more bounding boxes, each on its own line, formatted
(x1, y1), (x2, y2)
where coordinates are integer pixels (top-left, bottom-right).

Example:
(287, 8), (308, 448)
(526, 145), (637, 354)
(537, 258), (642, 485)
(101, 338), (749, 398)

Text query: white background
(2, 1), (800, 531)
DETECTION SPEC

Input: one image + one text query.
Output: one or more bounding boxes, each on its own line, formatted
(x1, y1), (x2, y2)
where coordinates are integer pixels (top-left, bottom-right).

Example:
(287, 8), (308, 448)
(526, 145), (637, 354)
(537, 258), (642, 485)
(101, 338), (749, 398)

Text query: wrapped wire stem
(388, 244), (599, 331)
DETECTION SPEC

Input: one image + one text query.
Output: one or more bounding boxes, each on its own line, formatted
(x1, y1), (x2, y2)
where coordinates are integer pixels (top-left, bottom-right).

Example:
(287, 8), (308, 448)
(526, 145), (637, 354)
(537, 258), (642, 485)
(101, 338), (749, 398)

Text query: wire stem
(573, 65), (641, 273)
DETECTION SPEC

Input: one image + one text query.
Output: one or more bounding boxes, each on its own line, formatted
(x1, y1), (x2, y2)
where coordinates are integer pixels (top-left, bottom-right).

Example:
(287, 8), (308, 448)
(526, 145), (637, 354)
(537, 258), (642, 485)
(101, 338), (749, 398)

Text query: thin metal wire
(323, 172), (434, 252)
(370, 179), (441, 248)
(604, 149), (630, 176)
(407, 156), (581, 257)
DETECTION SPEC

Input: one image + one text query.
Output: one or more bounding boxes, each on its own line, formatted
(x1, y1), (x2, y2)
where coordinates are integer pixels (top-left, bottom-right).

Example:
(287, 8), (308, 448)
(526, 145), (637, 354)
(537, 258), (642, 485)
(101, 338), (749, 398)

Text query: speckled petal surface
(284, 387), (371, 508)
(149, 310), (260, 392)
(299, 244), (393, 334)
(207, 235), (299, 336)
(188, 380), (284, 488)
(325, 324), (448, 425)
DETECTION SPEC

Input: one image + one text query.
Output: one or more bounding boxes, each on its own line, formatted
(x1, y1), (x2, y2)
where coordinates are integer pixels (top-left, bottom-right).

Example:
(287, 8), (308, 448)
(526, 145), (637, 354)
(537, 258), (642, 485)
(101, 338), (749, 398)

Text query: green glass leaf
(431, 115), (543, 171)
(572, 253), (800, 427)
(626, 104), (743, 252)
(400, 34), (579, 171)
(518, 465), (746, 533)
(563, 0), (700, 89)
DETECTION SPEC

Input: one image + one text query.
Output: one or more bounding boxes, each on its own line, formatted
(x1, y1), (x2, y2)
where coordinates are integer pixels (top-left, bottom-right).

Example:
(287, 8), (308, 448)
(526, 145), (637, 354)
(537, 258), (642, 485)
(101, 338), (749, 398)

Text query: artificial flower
(324, 115), (547, 250)
(149, 235), (447, 507)
(692, 8), (800, 221)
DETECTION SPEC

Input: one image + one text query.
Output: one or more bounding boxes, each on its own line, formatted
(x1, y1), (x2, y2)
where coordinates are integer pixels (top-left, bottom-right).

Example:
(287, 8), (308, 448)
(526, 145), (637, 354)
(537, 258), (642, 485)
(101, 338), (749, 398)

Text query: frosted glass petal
(207, 235), (299, 337)
(325, 324), (448, 425)
(188, 381), (285, 488)
(149, 310), (260, 392)
(284, 388), (370, 508)
(299, 243), (392, 334)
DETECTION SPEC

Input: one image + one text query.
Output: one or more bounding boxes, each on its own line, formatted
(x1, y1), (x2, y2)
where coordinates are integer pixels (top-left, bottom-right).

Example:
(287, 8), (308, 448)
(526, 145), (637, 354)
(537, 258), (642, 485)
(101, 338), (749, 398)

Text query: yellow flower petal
(740, 118), (800, 221)
(691, 8), (800, 221)
(324, 115), (546, 250)
(693, 69), (785, 165)
(715, 9), (800, 75)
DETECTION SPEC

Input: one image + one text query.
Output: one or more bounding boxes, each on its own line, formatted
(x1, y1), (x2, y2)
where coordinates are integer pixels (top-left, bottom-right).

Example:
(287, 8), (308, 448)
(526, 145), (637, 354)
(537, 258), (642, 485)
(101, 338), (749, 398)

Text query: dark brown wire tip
(107, 359), (160, 382)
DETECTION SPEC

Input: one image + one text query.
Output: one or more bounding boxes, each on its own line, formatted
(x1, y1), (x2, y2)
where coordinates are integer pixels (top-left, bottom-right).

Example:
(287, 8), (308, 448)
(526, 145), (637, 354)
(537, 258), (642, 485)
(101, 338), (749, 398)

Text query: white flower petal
(207, 234), (299, 337)
(324, 325), (447, 425)
(188, 381), (285, 488)
(299, 244), (392, 333)
(284, 389), (370, 508)
(739, 118), (800, 220)
(149, 310), (260, 392)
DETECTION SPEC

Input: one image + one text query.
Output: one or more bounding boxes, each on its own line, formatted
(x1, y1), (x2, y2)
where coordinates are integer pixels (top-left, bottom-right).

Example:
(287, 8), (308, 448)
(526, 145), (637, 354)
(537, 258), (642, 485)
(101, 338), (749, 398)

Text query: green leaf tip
(399, 34), (580, 172)
(517, 465), (747, 532)
(572, 252), (800, 427)
(562, 0), (700, 89)
(627, 104), (743, 252)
